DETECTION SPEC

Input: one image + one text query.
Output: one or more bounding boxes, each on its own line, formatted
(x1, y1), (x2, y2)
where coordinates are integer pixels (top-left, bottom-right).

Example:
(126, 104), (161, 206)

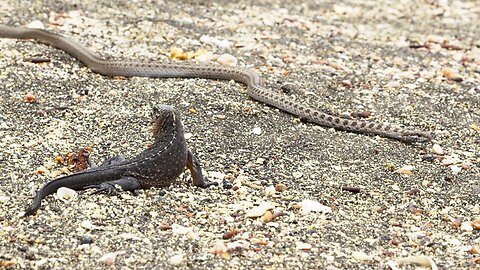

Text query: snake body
(0, 25), (432, 142)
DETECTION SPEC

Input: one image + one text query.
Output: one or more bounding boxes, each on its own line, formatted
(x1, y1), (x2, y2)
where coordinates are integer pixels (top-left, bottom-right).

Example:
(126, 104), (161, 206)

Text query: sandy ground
(1, 0), (479, 269)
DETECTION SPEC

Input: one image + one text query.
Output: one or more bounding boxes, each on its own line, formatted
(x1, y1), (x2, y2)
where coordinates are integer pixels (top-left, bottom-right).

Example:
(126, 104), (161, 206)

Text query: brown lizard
(24, 105), (217, 216)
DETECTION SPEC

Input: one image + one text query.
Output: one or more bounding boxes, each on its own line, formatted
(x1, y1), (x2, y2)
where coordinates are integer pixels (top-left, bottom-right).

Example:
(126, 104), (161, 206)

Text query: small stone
(24, 93), (37, 103)
(245, 202), (275, 218)
(264, 186), (276, 196)
(450, 165), (462, 174)
(341, 80), (352, 88)
(169, 47), (189, 60)
(57, 187), (78, 201)
(352, 251), (373, 261)
(210, 241), (228, 255)
(200, 35), (231, 48)
(194, 50), (214, 63)
(470, 123), (480, 131)
(79, 235), (94, 245)
(473, 218), (480, 230)
(292, 172), (303, 179)
(222, 179), (233, 189)
(169, 254), (184, 266)
(295, 242), (312, 251)
(255, 157), (265, 164)
(184, 132), (193, 140)
(217, 54), (237, 66)
(97, 252), (116, 266)
(470, 245), (480, 254)
(442, 69), (463, 81)
(171, 224), (190, 235)
(34, 166), (48, 174)
(227, 240), (250, 252)
(0, 195), (10, 203)
(80, 220), (96, 230)
(275, 183), (287, 192)
(26, 20), (44, 29)
(460, 221), (473, 231)
(252, 127), (262, 135)
(395, 165), (414, 175)
(300, 199), (331, 214)
(260, 210), (273, 223)
(397, 255), (437, 269)
(385, 80), (401, 88)
(432, 144), (444, 155)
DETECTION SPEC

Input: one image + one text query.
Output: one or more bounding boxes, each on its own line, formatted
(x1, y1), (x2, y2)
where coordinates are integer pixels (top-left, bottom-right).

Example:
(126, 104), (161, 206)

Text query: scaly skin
(0, 25), (432, 142)
(24, 105), (217, 216)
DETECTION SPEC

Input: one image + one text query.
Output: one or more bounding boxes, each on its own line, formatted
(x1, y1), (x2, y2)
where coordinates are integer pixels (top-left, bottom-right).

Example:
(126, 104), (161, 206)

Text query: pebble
(300, 199), (332, 214)
(200, 35), (231, 48)
(23, 93), (37, 103)
(80, 220), (96, 230)
(222, 179), (233, 189)
(351, 251), (372, 261)
(442, 69), (463, 82)
(56, 187), (78, 201)
(264, 186), (276, 196)
(210, 241), (228, 255)
(217, 54), (238, 66)
(341, 80), (352, 88)
(168, 253), (184, 266)
(397, 255), (438, 270)
(275, 183), (287, 192)
(295, 242), (312, 251)
(260, 211), (273, 223)
(395, 165), (414, 175)
(252, 127), (262, 135)
(431, 144), (444, 155)
(79, 235), (94, 245)
(245, 202), (275, 218)
(26, 20), (44, 29)
(460, 221), (473, 231)
(97, 252), (116, 266)
(0, 195), (10, 203)
(222, 229), (240, 240)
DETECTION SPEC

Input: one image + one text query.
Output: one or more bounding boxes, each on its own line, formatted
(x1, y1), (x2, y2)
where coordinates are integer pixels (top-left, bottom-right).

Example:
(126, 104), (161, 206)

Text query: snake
(0, 25), (432, 142)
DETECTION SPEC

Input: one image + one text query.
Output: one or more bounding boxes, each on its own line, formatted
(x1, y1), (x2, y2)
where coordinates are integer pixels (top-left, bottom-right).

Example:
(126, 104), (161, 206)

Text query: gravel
(1, 0), (479, 269)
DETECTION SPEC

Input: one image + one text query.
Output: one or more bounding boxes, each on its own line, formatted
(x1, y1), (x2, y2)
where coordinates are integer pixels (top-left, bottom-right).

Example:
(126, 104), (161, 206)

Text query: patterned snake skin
(0, 25), (432, 142)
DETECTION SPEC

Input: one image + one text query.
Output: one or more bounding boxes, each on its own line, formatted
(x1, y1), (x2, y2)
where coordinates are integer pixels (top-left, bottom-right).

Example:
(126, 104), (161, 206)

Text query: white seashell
(210, 240), (228, 254)
(245, 202), (275, 218)
(431, 144), (444, 155)
(252, 127), (262, 135)
(80, 220), (96, 230)
(57, 187), (78, 201)
(295, 242), (312, 250)
(194, 51), (214, 63)
(217, 54), (237, 66)
(97, 252), (116, 266)
(300, 199), (332, 214)
(169, 253), (184, 266)
(460, 221), (473, 231)
(352, 251), (373, 261)
(227, 240), (250, 251)
(450, 165), (462, 174)
(264, 186), (276, 196)
(172, 224), (190, 235)
(397, 255), (438, 270)
(26, 20), (44, 29)
(200, 35), (231, 49)
(0, 195), (10, 203)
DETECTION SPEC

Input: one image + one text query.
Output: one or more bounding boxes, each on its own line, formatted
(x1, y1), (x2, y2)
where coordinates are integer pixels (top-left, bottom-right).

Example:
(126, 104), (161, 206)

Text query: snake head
(400, 131), (433, 143)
